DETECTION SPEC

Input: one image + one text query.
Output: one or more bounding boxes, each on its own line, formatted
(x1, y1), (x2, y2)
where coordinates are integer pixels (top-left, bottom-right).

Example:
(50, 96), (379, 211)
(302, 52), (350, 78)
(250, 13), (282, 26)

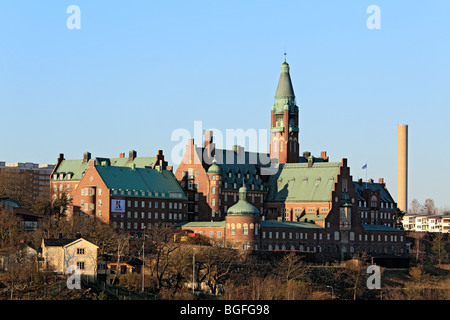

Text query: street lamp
(326, 285), (334, 300)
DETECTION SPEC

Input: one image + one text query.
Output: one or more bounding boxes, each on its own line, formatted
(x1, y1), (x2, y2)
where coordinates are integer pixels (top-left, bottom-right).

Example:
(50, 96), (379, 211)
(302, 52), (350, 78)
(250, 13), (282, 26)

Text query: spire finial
(284, 51), (287, 62)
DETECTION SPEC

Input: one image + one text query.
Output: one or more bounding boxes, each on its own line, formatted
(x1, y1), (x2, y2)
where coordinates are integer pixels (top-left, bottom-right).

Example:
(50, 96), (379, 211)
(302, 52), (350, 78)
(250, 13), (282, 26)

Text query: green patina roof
(53, 155), (156, 181)
(275, 61), (295, 99)
(261, 219), (323, 230)
(300, 213), (328, 222)
(266, 162), (341, 203)
(96, 165), (186, 200)
(176, 221), (226, 228)
(227, 186), (259, 216)
(207, 159), (222, 174)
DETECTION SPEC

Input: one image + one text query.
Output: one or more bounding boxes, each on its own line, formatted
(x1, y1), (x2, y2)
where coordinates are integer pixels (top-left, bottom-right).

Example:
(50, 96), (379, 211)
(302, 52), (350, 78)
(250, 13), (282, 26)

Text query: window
(231, 224), (235, 235)
(209, 231), (214, 238)
(77, 248), (85, 255)
(217, 231), (222, 238)
(243, 225), (248, 235)
(77, 262), (85, 270)
(212, 187), (215, 194)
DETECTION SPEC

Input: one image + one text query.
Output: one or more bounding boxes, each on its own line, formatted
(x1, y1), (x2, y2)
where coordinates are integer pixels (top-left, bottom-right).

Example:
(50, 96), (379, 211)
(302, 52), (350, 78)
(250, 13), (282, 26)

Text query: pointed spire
(275, 57), (295, 100)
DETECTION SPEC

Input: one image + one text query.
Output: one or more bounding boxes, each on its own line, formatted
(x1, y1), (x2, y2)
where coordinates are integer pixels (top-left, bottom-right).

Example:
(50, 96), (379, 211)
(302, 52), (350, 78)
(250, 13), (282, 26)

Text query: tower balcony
(271, 126), (284, 133)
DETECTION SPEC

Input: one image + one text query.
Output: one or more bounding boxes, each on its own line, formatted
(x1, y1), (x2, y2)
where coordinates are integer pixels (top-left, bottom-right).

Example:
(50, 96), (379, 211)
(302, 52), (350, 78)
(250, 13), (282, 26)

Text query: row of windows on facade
(79, 199), (184, 211)
(360, 211), (395, 220)
(112, 221), (178, 230)
(62, 185), (182, 199)
(184, 169), (261, 181)
(116, 211), (185, 220)
(200, 226), (404, 243)
(257, 244), (403, 254)
(184, 181), (265, 191)
(358, 200), (395, 209)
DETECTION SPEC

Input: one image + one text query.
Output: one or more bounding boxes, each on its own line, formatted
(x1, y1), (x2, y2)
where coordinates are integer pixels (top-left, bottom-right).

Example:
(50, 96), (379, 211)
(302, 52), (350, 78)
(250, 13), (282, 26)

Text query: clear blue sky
(0, 1), (449, 209)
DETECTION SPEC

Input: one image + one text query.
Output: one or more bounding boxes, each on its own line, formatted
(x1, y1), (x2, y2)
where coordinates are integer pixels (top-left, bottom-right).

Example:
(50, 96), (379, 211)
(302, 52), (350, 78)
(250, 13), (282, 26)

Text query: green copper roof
(176, 221), (226, 228)
(227, 185), (259, 216)
(207, 158), (222, 174)
(96, 165), (186, 200)
(266, 162), (341, 203)
(275, 61), (295, 99)
(53, 155), (156, 181)
(261, 219), (323, 230)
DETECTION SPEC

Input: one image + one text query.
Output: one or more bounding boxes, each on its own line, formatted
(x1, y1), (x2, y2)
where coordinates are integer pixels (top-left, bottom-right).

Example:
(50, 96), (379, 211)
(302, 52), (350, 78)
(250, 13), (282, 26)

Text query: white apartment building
(402, 213), (450, 233)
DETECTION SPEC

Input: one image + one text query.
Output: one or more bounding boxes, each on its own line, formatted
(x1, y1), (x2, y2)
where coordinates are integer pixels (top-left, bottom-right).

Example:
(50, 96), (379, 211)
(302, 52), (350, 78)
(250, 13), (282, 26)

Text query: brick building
(51, 150), (187, 234)
(50, 150), (170, 216)
(176, 59), (406, 261)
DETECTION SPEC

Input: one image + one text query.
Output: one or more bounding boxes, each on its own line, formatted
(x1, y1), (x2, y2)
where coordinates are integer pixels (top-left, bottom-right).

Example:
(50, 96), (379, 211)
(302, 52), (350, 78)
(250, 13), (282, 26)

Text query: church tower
(269, 58), (299, 164)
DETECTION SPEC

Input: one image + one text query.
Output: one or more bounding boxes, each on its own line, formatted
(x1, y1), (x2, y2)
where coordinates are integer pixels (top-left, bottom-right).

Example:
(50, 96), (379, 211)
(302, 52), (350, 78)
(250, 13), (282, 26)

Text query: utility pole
(192, 252), (195, 295)
(142, 228), (146, 293)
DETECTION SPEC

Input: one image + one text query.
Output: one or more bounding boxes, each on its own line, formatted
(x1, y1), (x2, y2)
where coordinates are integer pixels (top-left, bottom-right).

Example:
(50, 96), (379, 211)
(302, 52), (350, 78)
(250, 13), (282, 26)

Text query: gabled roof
(195, 147), (271, 191)
(96, 164), (186, 199)
(266, 162), (341, 203)
(43, 238), (77, 247)
(353, 181), (395, 204)
(43, 237), (98, 248)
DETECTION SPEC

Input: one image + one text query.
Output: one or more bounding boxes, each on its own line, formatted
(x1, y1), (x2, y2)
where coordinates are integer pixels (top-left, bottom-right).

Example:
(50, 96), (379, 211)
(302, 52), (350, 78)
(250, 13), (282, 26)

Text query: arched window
(243, 223), (248, 235)
(230, 223), (235, 235)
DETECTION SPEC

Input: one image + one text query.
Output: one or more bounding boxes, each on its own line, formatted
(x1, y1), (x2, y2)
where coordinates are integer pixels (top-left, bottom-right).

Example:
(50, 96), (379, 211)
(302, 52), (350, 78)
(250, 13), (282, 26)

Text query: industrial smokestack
(397, 124), (408, 212)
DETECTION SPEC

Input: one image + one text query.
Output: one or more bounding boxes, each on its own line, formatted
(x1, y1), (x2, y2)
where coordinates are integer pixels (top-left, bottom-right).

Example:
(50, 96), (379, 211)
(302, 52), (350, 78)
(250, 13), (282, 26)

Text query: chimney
(204, 130), (213, 149)
(358, 178), (363, 185)
(303, 151), (311, 158)
(378, 178), (385, 186)
(129, 150), (137, 161)
(76, 232), (81, 239)
(58, 233), (63, 239)
(57, 153), (65, 164)
(83, 152), (91, 162)
(320, 151), (329, 161)
(307, 156), (314, 168)
(397, 124), (408, 212)
(368, 178), (374, 183)
(119, 153), (125, 158)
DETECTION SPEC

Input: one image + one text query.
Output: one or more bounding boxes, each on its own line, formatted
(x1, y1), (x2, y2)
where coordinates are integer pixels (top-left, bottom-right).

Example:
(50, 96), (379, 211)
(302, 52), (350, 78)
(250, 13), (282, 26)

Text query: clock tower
(269, 58), (300, 164)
